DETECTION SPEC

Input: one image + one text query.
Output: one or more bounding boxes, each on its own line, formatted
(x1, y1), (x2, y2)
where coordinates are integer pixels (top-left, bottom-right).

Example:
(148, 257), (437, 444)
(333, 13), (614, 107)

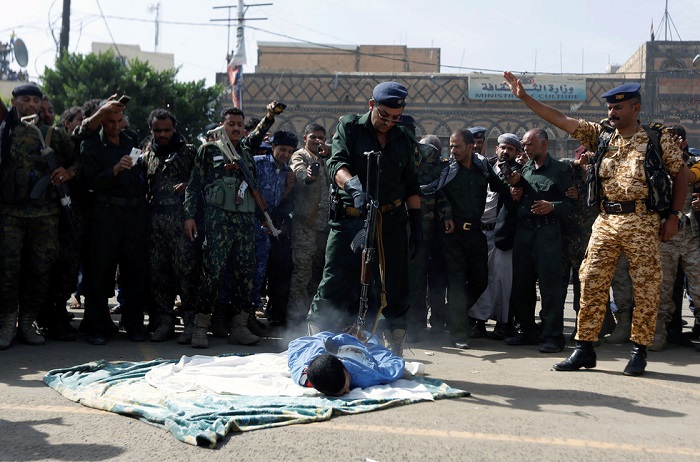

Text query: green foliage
(40, 50), (223, 144)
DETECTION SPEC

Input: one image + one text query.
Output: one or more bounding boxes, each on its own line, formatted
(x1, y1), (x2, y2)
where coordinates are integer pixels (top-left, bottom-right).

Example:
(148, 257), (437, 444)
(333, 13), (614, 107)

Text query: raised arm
(503, 71), (580, 134)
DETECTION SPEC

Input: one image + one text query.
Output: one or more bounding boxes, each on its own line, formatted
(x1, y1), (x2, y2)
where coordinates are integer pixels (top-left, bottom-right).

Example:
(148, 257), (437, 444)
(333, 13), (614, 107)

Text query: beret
(12, 83), (43, 99)
(497, 133), (522, 150)
(601, 83), (641, 103)
(270, 130), (298, 148)
(372, 81), (408, 108)
(468, 126), (487, 139)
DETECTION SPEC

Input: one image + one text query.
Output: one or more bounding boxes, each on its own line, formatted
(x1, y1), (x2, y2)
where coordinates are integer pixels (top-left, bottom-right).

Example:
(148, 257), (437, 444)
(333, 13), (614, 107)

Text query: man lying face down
(288, 331), (406, 396)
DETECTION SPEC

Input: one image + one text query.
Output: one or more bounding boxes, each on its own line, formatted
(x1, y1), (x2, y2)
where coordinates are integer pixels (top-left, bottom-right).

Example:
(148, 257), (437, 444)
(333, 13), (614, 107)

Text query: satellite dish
(13, 38), (28, 68)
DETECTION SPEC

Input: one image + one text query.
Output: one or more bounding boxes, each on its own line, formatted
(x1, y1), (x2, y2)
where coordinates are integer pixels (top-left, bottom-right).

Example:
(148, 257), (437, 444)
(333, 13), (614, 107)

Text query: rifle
(350, 150), (385, 341)
(207, 125), (281, 237)
(22, 114), (77, 237)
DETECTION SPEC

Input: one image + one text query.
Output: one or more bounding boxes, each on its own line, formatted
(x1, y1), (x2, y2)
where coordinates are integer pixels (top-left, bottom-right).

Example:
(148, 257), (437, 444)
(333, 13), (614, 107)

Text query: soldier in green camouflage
(140, 109), (201, 343)
(183, 102), (282, 349)
(0, 84), (75, 349)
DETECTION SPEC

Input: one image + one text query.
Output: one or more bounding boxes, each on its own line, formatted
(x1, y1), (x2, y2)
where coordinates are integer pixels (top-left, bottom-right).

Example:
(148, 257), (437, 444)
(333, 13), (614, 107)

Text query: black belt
(481, 221), (496, 231)
(95, 195), (144, 207)
(455, 219), (482, 232)
(601, 200), (644, 214)
(345, 199), (404, 217)
(519, 215), (559, 229)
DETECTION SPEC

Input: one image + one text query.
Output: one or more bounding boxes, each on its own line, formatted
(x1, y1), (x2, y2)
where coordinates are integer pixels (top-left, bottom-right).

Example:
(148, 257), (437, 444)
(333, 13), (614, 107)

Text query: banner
(469, 74), (587, 101)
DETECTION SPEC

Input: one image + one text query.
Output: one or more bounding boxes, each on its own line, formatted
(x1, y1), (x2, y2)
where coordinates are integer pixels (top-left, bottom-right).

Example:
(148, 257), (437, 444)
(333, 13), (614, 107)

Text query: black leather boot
(552, 341), (596, 371)
(623, 342), (647, 376)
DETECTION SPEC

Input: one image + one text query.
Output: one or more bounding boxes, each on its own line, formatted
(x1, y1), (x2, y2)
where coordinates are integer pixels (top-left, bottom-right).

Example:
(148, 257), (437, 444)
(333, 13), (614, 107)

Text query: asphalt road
(1, 289), (699, 462)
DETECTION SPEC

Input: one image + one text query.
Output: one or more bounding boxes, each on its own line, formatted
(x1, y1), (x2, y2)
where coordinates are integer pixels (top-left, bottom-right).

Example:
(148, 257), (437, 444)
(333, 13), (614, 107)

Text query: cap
(601, 83), (641, 103)
(372, 81), (408, 108)
(12, 83), (43, 99)
(468, 126), (487, 139)
(270, 130), (298, 148)
(497, 133), (522, 151)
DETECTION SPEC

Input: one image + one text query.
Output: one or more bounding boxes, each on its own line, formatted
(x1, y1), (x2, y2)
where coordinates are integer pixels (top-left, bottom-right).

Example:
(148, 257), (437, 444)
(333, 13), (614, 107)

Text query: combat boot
(0, 311), (18, 350)
(191, 313), (211, 349)
(623, 343), (647, 376)
(16, 311), (45, 346)
(604, 311), (631, 343)
(247, 312), (271, 337)
(383, 328), (406, 357)
(151, 313), (175, 342)
(178, 311), (196, 345)
(552, 341), (596, 371)
(228, 312), (260, 346)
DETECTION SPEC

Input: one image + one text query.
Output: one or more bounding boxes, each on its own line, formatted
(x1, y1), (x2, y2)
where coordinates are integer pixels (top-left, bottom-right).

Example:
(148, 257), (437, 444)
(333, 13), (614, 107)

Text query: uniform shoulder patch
(648, 122), (665, 132)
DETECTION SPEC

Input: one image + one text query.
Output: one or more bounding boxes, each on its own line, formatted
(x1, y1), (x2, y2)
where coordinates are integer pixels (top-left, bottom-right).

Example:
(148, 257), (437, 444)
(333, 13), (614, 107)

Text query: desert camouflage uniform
(573, 120), (685, 345)
(141, 134), (200, 327)
(288, 147), (331, 327)
(657, 166), (700, 340)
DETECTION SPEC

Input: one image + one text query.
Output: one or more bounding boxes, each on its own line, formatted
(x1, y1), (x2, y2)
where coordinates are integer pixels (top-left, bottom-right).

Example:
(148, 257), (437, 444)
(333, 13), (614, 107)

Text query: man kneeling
(288, 331), (405, 396)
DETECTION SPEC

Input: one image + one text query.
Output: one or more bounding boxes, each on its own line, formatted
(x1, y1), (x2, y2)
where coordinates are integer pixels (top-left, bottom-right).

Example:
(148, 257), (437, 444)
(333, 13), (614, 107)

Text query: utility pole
(149, 3), (161, 52)
(59, 0), (70, 58)
(211, 2), (270, 63)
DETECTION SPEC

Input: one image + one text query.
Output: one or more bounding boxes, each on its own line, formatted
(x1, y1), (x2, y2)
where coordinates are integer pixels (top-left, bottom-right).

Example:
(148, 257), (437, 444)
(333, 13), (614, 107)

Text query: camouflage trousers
(577, 212), (661, 345)
(658, 219), (700, 327)
(148, 210), (201, 316)
(196, 208), (255, 316)
(288, 219), (328, 326)
(0, 213), (59, 315)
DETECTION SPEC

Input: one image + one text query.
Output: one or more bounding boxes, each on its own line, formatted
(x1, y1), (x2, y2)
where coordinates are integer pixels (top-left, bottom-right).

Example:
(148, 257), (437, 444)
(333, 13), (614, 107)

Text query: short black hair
(81, 98), (104, 118)
(147, 108), (178, 128)
(221, 106), (245, 122)
(306, 354), (347, 396)
(245, 117), (261, 132)
(453, 128), (474, 145)
(58, 106), (82, 126)
(304, 123), (326, 135)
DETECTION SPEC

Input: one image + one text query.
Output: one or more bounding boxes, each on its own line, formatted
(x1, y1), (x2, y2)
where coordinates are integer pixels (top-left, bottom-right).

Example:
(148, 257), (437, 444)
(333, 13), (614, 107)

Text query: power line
(94, 0), (122, 60)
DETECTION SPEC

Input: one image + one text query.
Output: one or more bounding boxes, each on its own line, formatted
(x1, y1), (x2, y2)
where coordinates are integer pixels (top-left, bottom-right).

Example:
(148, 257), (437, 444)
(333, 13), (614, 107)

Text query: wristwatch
(670, 209), (683, 220)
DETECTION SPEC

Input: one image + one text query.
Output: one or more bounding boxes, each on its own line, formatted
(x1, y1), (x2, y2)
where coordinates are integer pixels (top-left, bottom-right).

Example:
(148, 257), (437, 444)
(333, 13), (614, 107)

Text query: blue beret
(468, 126), (486, 139)
(497, 133), (522, 151)
(601, 83), (641, 103)
(270, 130), (298, 148)
(12, 83), (43, 99)
(689, 147), (700, 157)
(372, 81), (408, 108)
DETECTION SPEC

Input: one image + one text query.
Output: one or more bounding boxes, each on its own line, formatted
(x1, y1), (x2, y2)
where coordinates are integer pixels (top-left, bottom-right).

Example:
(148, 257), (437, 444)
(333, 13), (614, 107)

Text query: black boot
(623, 342), (647, 376)
(552, 341), (596, 371)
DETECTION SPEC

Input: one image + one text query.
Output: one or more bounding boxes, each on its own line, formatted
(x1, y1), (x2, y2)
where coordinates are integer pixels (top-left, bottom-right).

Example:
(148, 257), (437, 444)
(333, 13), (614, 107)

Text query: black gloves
(343, 175), (367, 216)
(408, 208), (422, 259)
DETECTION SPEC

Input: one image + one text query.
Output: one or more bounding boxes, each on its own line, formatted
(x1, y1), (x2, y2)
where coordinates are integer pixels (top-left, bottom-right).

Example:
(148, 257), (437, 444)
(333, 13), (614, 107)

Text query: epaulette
(648, 122), (665, 132)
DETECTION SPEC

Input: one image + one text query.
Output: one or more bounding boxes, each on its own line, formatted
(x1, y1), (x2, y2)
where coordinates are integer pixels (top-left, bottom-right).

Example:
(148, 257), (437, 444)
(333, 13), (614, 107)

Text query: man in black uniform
(308, 81), (423, 356)
(80, 100), (147, 345)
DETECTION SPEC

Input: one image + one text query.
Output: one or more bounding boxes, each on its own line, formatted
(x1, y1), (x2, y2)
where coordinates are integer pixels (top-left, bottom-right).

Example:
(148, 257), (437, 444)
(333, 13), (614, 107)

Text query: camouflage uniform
(141, 134), (200, 336)
(655, 167), (700, 348)
(0, 116), (73, 347)
(288, 147), (331, 327)
(572, 120), (685, 345)
(184, 117), (273, 321)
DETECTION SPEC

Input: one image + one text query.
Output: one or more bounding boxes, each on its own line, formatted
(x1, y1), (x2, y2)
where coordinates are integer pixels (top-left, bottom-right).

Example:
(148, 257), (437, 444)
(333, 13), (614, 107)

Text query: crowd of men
(1, 76), (699, 377)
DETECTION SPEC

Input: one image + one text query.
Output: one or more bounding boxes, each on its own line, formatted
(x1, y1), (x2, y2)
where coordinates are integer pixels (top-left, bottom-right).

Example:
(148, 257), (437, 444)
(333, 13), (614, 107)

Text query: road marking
(304, 423), (700, 456)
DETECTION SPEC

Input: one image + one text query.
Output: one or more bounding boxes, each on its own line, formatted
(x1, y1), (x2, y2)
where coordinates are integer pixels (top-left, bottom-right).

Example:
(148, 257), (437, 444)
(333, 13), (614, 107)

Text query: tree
(41, 50), (222, 143)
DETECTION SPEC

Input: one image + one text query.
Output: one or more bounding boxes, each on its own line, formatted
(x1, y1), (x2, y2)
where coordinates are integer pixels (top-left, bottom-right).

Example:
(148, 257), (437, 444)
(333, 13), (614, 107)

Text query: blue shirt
(254, 153), (289, 211)
(288, 332), (405, 391)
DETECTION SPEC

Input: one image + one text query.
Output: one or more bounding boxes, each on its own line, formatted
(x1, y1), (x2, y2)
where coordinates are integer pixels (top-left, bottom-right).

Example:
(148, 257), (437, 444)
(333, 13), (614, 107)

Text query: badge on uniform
(236, 181), (248, 204)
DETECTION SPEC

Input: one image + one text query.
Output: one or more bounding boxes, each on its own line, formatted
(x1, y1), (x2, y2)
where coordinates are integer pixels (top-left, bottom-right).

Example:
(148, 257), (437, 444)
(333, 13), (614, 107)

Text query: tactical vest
(586, 122), (671, 212)
(202, 140), (255, 213)
(0, 125), (56, 207)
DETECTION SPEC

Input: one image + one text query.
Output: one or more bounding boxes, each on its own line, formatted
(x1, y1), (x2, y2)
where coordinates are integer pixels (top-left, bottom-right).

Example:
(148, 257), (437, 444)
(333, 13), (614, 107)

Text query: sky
(3, 0), (700, 87)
